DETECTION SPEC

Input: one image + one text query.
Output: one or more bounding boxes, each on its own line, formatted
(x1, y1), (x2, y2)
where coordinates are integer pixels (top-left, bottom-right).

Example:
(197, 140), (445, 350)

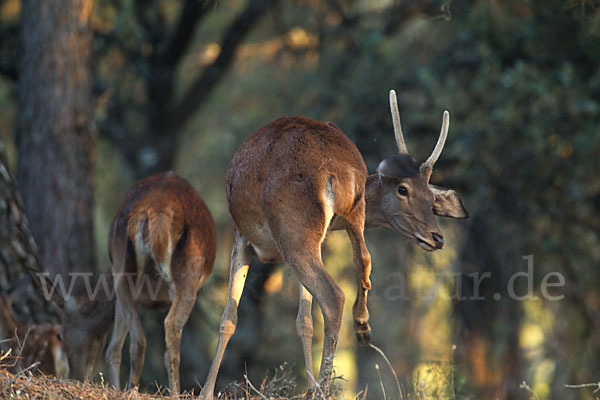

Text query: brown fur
(110, 171), (215, 285)
(61, 271), (115, 381)
(202, 116), (371, 398)
(202, 114), (468, 400)
(148, 210), (178, 265)
(102, 171), (216, 393)
(226, 116), (366, 261)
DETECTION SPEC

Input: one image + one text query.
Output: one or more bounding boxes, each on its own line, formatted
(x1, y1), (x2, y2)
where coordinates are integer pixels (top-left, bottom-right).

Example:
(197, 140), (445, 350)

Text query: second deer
(61, 171), (216, 394)
(200, 90), (468, 398)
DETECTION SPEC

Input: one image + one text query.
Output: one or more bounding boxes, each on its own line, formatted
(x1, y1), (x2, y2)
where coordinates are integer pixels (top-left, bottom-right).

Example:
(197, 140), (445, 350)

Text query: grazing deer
(60, 172), (216, 393)
(60, 271), (115, 381)
(0, 290), (69, 378)
(103, 171), (216, 393)
(200, 90), (468, 398)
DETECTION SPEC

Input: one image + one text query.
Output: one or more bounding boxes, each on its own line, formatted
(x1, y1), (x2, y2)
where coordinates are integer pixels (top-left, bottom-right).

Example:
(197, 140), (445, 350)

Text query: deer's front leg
(345, 220), (372, 346)
(200, 230), (252, 400)
(85, 335), (106, 379)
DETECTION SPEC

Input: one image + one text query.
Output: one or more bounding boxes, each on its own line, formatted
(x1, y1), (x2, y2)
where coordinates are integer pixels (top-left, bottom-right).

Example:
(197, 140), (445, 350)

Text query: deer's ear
(429, 185), (468, 219)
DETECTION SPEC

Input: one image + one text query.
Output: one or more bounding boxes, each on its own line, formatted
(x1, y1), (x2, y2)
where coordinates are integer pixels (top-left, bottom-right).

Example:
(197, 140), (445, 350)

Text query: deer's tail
(147, 209), (173, 266)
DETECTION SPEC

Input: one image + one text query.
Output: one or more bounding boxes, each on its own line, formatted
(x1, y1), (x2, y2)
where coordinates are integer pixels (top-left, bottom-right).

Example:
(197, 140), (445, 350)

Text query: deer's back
(109, 172), (216, 275)
(227, 116), (367, 252)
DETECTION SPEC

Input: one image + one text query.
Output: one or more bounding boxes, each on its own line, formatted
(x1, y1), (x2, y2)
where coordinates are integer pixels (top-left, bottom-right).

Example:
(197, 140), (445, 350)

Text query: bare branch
(160, 0), (214, 65)
(171, 0), (276, 132)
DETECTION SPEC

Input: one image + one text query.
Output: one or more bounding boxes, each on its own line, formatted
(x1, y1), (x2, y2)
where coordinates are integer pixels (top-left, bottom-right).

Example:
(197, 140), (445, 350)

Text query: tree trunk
(0, 136), (58, 323)
(17, 0), (96, 281)
(453, 213), (523, 399)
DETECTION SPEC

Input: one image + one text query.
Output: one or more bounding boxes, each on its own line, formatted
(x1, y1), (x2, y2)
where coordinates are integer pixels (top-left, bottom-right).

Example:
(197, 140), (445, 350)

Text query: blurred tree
(96, 0), (277, 178)
(0, 135), (59, 324)
(91, 0), (280, 389)
(1, 0), (599, 396)
(17, 0), (96, 280)
(454, 214), (524, 399)
(0, 3), (17, 82)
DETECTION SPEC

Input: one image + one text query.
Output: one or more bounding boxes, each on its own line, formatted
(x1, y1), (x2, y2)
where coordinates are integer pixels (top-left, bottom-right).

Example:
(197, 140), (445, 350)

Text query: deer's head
(368, 90), (468, 251)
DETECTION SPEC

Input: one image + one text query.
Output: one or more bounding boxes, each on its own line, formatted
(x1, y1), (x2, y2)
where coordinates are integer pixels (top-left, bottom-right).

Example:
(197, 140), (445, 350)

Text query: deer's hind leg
(164, 283), (197, 394)
(296, 283), (315, 387)
(105, 229), (131, 389)
(105, 233), (146, 390)
(267, 196), (344, 388)
(163, 239), (207, 395)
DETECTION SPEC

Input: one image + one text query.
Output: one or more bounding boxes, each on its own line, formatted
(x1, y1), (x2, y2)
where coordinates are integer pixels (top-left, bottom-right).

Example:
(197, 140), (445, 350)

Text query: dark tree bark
(17, 0), (96, 280)
(0, 136), (58, 323)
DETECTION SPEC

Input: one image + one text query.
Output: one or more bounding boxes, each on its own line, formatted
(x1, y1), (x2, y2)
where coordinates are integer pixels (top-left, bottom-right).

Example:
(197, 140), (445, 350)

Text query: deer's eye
(398, 186), (409, 196)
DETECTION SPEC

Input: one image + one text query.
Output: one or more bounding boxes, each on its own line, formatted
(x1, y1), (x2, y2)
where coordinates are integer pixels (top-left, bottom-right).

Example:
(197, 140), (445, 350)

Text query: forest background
(1, 0), (600, 399)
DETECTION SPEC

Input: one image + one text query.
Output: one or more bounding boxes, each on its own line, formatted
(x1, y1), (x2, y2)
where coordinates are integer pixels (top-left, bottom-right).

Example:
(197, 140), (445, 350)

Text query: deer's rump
(226, 116), (367, 262)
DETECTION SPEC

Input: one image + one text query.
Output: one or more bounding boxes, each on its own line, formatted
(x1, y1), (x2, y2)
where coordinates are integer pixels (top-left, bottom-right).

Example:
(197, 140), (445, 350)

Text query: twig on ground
(306, 369), (326, 399)
(4, 327), (31, 369)
(375, 364), (386, 400)
(243, 373), (268, 400)
(0, 348), (12, 363)
(368, 343), (403, 400)
(353, 385), (367, 400)
(14, 361), (40, 379)
(351, 387), (366, 400)
(565, 382), (600, 394)
(520, 381), (540, 400)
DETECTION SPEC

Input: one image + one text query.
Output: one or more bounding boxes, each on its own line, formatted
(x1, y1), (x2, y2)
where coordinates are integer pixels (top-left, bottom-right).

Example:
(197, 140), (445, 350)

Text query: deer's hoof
(354, 321), (371, 346)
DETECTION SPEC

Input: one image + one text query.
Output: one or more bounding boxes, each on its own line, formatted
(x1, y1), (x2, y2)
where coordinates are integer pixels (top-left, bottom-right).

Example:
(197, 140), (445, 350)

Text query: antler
(422, 110), (450, 169)
(389, 90), (409, 154)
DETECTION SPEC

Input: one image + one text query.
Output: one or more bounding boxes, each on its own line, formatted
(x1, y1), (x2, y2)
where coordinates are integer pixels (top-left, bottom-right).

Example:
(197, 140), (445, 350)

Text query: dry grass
(0, 367), (199, 400)
(0, 361), (349, 400)
(0, 368), (343, 400)
(0, 348), (357, 400)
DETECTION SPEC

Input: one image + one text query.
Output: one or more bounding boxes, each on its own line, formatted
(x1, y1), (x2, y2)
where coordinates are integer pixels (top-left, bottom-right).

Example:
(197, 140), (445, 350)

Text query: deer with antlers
(0, 289), (69, 378)
(200, 90), (468, 398)
(60, 172), (216, 394)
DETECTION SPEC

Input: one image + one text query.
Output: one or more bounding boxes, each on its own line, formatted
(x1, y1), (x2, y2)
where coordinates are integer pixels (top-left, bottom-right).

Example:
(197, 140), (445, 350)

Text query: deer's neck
(364, 174), (386, 229)
(67, 271), (116, 335)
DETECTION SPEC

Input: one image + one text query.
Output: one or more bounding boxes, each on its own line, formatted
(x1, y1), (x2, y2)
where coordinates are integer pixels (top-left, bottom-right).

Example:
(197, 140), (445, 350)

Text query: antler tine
(389, 90), (409, 154)
(423, 110), (450, 169)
